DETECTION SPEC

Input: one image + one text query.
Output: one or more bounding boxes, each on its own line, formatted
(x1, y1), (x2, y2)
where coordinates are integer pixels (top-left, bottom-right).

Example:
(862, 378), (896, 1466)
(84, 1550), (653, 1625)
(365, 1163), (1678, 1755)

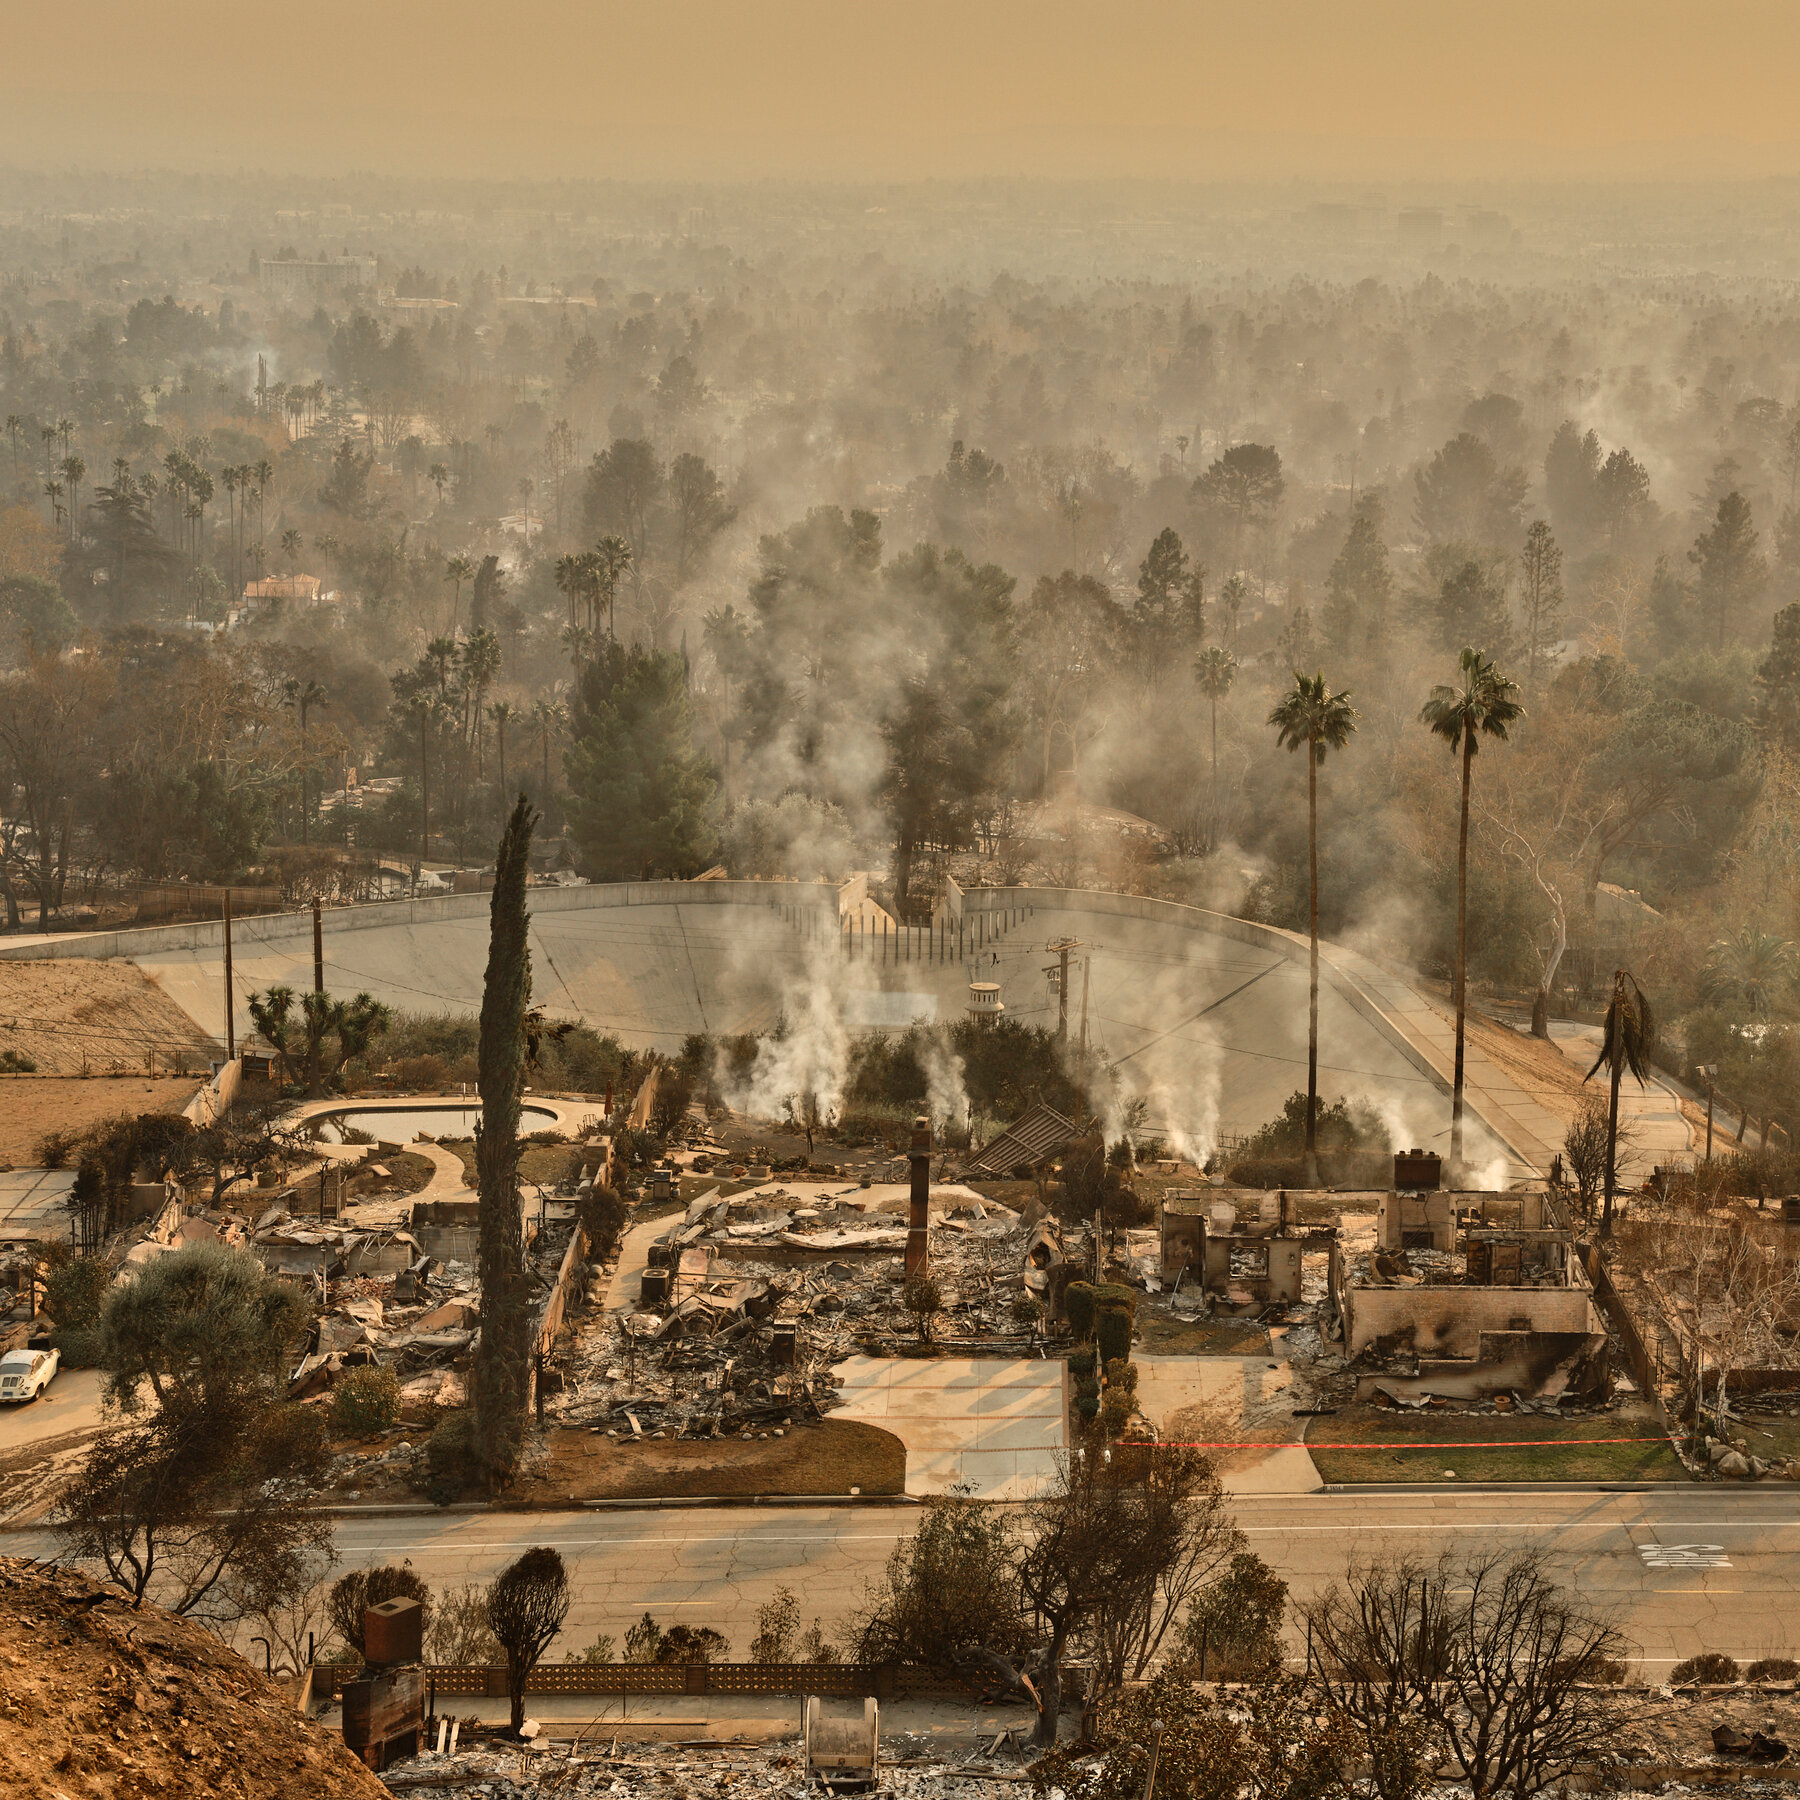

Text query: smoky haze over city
(3, 7), (1800, 1795)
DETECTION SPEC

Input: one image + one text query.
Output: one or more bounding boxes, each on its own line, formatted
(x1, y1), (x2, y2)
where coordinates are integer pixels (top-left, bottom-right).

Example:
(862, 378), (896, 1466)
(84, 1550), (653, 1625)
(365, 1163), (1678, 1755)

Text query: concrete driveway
(0, 1169), (75, 1244)
(0, 1367), (106, 1453)
(831, 1356), (1066, 1498)
(1134, 1353), (1321, 1495)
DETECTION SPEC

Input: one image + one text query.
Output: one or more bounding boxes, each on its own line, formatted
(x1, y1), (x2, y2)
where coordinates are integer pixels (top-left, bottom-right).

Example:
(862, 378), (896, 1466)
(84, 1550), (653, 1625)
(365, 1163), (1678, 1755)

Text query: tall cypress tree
(471, 794), (537, 1482)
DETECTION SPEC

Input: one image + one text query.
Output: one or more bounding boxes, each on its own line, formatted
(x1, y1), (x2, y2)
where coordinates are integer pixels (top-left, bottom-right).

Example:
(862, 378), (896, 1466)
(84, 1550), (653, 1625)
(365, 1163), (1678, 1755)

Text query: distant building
(242, 575), (323, 607)
(256, 255), (378, 303)
(1397, 208), (1444, 246)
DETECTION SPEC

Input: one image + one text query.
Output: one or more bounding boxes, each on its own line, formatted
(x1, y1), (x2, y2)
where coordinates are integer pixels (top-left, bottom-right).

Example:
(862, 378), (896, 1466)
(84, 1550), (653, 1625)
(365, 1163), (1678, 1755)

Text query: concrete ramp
(0, 879), (1545, 1175)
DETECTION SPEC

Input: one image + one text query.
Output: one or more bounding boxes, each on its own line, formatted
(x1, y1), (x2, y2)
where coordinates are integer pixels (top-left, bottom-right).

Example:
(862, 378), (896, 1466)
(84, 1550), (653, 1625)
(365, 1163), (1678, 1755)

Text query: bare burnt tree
(1302, 1548), (1629, 1800)
(485, 1546), (570, 1734)
(1015, 1444), (1239, 1747)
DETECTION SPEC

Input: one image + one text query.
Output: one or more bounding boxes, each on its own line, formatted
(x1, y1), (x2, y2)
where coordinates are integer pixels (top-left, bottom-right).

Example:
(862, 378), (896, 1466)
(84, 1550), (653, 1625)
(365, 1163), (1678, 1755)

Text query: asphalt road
(11, 1487), (1784, 1671)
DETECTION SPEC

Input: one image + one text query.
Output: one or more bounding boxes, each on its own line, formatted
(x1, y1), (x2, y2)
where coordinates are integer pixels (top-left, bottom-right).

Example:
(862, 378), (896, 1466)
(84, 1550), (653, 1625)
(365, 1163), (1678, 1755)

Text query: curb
(1316, 1480), (1700, 1495)
(305, 1494), (919, 1520)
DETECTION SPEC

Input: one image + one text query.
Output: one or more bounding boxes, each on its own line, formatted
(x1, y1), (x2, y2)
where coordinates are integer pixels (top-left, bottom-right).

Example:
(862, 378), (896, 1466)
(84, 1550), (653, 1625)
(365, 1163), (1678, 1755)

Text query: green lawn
(1306, 1406), (1690, 1484)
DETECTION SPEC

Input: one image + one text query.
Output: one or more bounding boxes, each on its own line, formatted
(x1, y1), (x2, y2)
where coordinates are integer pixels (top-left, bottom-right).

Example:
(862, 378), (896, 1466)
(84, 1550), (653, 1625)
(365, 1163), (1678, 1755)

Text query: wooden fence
(1583, 1242), (1661, 1398)
(311, 1661), (977, 1702)
(535, 1222), (589, 1360)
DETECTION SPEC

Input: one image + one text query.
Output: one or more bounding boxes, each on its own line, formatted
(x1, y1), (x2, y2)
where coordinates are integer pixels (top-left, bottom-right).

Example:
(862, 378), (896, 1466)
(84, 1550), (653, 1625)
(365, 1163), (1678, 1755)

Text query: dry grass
(511, 1418), (907, 1503)
(0, 1074), (204, 1166)
(0, 958), (217, 1074)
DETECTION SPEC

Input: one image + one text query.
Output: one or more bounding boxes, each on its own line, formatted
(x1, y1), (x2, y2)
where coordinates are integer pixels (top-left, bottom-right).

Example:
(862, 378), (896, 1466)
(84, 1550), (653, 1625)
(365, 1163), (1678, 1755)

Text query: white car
(0, 1346), (59, 1403)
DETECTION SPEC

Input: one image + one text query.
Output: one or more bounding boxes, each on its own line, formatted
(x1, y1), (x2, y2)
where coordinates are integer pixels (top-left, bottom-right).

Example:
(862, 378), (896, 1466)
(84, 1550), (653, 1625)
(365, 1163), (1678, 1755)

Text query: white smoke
(721, 935), (854, 1127)
(918, 1027), (970, 1131)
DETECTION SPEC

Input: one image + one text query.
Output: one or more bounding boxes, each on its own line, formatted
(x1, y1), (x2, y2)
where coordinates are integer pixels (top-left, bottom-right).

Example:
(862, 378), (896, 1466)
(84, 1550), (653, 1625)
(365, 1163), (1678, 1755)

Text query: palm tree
(1702, 928), (1795, 1021)
(58, 456), (84, 539)
(429, 462), (451, 507)
(253, 459), (274, 543)
(1420, 646), (1524, 1172)
(42, 479), (63, 533)
(284, 678), (329, 846)
(1586, 970), (1655, 1236)
(408, 693), (435, 864)
(1194, 645), (1238, 852)
(445, 553), (476, 632)
(531, 699), (566, 797)
(560, 621), (593, 672)
(4, 414), (21, 475)
(489, 700), (515, 797)
(1268, 670), (1360, 1185)
(595, 535), (631, 639)
(280, 527), (302, 571)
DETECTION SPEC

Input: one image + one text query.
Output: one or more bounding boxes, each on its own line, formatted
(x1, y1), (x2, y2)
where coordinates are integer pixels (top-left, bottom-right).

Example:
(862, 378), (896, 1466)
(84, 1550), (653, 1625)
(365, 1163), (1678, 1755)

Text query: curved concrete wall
(0, 879), (1543, 1173)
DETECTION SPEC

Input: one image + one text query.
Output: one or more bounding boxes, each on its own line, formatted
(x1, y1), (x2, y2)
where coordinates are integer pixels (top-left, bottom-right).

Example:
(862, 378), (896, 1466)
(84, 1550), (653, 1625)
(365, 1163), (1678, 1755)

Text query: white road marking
(1639, 1543), (1731, 1568)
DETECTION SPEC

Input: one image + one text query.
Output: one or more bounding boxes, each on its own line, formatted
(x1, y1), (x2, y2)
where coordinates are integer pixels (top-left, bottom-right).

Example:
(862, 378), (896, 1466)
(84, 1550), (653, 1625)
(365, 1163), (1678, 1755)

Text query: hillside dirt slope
(0, 1556), (389, 1800)
(0, 957), (218, 1074)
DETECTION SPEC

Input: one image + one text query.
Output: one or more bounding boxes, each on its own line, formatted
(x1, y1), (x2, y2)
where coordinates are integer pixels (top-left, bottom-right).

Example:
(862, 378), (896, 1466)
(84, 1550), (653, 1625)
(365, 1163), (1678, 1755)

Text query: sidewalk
(1547, 1022), (1693, 1181)
(314, 1688), (1028, 1746)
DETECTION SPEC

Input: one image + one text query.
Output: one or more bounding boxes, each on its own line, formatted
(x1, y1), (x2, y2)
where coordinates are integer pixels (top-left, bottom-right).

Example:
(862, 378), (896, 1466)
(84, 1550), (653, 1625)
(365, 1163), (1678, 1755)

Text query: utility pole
(222, 888), (235, 1058)
(1702, 1064), (1717, 1163)
(312, 896), (324, 995)
(1078, 954), (1091, 1069)
(1047, 938), (1082, 1042)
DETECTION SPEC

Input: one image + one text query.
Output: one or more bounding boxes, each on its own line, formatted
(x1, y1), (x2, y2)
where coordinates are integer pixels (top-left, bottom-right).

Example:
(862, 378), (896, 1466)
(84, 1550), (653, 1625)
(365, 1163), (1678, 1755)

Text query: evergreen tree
(564, 641), (719, 878)
(1321, 499), (1393, 657)
(1645, 552), (1695, 658)
(1543, 420), (1602, 547)
(1517, 520), (1565, 694)
(1432, 558), (1517, 658)
(471, 796), (537, 1483)
(1132, 525), (1205, 674)
(1690, 491), (1768, 650)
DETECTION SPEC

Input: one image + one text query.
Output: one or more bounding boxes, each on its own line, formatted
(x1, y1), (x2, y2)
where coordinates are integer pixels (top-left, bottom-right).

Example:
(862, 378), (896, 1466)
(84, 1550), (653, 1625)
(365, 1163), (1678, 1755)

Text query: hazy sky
(9, 0), (1800, 182)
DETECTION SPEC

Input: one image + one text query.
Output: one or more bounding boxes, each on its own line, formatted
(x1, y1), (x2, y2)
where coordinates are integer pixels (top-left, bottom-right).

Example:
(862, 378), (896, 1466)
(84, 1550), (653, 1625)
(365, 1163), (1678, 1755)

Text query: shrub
(424, 1584), (501, 1664)
(902, 1273), (943, 1341)
(421, 1411), (475, 1505)
(1066, 1281), (1098, 1339)
(333, 1364), (402, 1437)
(1076, 1392), (1100, 1422)
(655, 1624), (730, 1664)
(1068, 1346), (1097, 1379)
(36, 1130), (79, 1170)
(1099, 1387), (1135, 1434)
(1670, 1652), (1740, 1685)
(0, 1049), (37, 1072)
(389, 1053), (450, 1089)
(1747, 1657), (1800, 1682)
(577, 1183), (628, 1260)
(563, 1632), (616, 1664)
(43, 1257), (109, 1334)
(1096, 1305), (1133, 1368)
(1102, 1357), (1138, 1396)
(1179, 1552), (1290, 1678)
(624, 1612), (663, 1662)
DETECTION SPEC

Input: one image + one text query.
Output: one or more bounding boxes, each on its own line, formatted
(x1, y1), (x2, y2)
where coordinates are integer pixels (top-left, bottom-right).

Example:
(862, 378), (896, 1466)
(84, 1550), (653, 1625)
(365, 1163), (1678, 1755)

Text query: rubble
(377, 1736), (1031, 1799)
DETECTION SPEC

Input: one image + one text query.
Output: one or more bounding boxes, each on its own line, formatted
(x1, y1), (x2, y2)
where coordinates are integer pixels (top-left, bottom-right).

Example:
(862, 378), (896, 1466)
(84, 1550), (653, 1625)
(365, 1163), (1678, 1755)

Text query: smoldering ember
(14, 19), (1800, 1800)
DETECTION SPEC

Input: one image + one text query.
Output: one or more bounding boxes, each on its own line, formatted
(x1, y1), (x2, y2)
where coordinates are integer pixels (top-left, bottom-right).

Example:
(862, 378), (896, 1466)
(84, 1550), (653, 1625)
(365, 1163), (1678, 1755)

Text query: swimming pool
(309, 1103), (560, 1144)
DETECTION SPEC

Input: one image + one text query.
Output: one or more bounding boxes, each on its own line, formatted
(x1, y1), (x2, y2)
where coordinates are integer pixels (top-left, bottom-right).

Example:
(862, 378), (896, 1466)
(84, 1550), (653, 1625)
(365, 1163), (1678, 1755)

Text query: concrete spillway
(0, 881), (1553, 1175)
